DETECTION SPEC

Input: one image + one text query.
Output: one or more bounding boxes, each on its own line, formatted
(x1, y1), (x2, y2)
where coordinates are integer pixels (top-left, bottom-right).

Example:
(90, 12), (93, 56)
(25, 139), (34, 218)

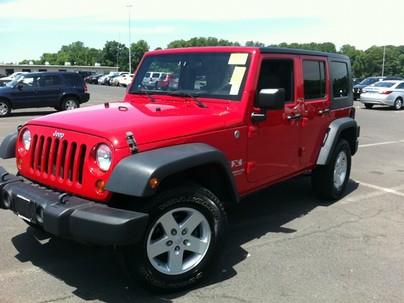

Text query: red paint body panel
(15, 47), (354, 202)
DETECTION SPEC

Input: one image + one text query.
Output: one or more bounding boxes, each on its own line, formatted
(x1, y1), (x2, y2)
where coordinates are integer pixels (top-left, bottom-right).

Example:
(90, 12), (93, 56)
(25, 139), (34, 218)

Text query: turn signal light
(16, 158), (22, 170)
(95, 180), (106, 193)
(149, 177), (160, 189)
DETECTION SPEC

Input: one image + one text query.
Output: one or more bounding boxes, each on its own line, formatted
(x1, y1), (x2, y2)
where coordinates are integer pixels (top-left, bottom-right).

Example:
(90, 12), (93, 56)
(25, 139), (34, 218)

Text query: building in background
(0, 63), (118, 76)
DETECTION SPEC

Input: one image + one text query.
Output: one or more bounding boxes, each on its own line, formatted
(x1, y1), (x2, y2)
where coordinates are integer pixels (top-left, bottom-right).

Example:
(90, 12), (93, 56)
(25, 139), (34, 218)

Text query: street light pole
(127, 4), (133, 73)
(381, 45), (386, 77)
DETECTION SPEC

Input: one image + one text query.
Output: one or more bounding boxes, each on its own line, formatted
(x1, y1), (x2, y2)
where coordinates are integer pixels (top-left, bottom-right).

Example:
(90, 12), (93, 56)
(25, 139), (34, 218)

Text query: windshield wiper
(130, 90), (157, 103)
(166, 91), (207, 108)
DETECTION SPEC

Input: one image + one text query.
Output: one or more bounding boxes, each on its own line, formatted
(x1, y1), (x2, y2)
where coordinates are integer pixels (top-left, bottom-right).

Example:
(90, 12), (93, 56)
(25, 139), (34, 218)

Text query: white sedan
(360, 80), (404, 110)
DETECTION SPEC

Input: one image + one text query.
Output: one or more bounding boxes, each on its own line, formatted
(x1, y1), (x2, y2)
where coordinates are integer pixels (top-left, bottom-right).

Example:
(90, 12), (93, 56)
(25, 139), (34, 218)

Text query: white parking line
(357, 181), (404, 198)
(359, 140), (404, 148)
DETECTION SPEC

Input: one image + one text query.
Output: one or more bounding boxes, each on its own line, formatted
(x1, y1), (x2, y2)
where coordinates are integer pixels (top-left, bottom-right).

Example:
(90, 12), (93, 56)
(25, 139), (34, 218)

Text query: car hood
(27, 101), (243, 149)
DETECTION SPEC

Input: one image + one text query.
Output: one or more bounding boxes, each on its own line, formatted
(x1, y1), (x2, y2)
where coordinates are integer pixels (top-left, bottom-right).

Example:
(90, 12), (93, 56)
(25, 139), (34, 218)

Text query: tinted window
(38, 75), (62, 87)
(257, 59), (294, 102)
(359, 78), (379, 85)
(63, 74), (83, 87)
(331, 61), (349, 98)
(303, 60), (325, 100)
(20, 75), (38, 87)
(396, 83), (404, 89)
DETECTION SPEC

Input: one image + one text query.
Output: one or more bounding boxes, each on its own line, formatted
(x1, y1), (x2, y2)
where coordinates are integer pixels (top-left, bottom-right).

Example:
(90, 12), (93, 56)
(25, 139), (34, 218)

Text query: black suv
(0, 72), (90, 117)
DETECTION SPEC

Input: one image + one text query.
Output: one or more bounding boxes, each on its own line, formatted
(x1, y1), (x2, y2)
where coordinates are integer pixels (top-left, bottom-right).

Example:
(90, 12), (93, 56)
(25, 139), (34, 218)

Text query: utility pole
(381, 45), (386, 77)
(126, 4), (133, 73)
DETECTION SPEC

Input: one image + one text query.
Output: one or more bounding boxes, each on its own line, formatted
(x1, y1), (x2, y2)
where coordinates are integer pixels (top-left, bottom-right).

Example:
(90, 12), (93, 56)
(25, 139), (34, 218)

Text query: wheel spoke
(185, 236), (209, 254)
(159, 213), (179, 235)
(181, 211), (204, 233)
(148, 236), (169, 258)
(168, 249), (184, 273)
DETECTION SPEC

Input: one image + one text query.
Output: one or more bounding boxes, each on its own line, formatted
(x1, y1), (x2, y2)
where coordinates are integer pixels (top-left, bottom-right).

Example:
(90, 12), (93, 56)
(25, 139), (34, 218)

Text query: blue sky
(1, 0), (403, 63)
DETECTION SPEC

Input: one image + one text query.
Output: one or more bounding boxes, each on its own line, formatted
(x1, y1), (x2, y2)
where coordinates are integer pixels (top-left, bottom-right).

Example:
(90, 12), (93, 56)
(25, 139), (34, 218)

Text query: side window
(20, 76), (38, 87)
(303, 60), (325, 100)
(331, 61), (349, 98)
(396, 83), (404, 89)
(38, 75), (62, 87)
(257, 59), (294, 102)
(63, 74), (82, 87)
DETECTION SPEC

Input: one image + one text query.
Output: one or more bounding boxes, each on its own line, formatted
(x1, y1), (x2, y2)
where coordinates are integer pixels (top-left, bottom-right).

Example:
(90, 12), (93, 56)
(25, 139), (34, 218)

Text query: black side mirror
(16, 84), (23, 90)
(256, 88), (286, 110)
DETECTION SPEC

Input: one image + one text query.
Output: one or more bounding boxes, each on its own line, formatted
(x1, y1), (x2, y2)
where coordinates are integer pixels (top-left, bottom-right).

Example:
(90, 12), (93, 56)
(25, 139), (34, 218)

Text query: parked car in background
(110, 73), (129, 86)
(142, 71), (165, 89)
(353, 78), (363, 86)
(157, 73), (175, 90)
(0, 72), (90, 116)
(353, 76), (403, 100)
(118, 74), (133, 87)
(98, 72), (120, 85)
(85, 74), (104, 84)
(77, 71), (95, 79)
(360, 80), (404, 110)
(0, 72), (27, 86)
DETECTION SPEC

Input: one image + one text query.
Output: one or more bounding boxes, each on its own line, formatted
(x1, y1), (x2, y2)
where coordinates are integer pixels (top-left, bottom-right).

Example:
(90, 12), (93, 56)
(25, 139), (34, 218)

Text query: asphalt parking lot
(1, 85), (404, 303)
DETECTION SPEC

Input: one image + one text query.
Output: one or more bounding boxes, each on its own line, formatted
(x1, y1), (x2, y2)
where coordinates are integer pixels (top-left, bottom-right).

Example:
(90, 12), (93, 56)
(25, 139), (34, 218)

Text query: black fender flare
(106, 143), (239, 202)
(316, 117), (359, 165)
(0, 132), (17, 159)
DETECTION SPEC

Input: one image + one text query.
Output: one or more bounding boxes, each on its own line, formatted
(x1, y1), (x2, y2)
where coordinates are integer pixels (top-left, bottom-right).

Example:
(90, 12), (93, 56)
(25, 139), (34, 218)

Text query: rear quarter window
(330, 61), (349, 98)
(63, 74), (84, 87)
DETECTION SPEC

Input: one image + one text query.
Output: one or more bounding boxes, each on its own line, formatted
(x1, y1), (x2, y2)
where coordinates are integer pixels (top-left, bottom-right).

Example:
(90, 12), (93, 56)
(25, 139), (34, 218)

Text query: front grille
(30, 134), (87, 185)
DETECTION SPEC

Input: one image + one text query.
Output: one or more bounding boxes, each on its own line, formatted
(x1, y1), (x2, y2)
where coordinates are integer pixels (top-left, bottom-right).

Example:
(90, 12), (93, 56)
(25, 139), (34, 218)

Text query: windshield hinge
(126, 131), (138, 154)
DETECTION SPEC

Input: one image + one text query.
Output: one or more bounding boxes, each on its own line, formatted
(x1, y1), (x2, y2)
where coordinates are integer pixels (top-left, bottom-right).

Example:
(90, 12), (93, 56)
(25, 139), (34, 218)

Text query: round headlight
(22, 129), (31, 151)
(96, 144), (112, 171)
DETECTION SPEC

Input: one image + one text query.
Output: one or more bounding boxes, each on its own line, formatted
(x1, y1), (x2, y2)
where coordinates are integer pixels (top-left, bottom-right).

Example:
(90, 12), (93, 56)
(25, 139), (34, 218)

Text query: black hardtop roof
(260, 47), (349, 61)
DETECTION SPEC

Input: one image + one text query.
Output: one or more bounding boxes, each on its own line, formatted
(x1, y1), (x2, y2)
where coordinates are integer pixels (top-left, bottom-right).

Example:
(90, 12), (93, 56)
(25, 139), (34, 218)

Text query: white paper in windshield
(229, 66), (246, 95)
(228, 53), (248, 65)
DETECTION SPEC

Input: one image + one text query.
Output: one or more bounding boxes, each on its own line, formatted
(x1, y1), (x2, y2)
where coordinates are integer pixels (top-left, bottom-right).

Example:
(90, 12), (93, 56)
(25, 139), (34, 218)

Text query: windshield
(5, 74), (24, 87)
(359, 78), (379, 85)
(129, 52), (251, 101)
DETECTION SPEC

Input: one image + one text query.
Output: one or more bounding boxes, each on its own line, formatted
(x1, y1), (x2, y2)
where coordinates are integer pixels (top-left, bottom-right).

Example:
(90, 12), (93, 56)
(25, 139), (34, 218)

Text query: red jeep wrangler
(0, 47), (359, 291)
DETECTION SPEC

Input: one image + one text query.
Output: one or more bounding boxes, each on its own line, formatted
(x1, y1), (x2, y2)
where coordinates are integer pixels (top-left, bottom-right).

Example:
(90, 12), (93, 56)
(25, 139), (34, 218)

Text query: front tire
(393, 98), (403, 110)
(312, 139), (352, 201)
(0, 100), (11, 117)
(124, 185), (226, 292)
(364, 103), (373, 109)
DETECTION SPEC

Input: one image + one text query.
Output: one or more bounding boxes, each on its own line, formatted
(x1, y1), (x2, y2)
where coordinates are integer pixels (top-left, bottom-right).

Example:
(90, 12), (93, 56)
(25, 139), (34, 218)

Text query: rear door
(298, 56), (332, 168)
(36, 75), (62, 107)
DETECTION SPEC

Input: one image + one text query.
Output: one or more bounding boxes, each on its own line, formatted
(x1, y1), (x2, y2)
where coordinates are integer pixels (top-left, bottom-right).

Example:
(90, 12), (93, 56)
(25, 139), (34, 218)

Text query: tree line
(20, 38), (404, 78)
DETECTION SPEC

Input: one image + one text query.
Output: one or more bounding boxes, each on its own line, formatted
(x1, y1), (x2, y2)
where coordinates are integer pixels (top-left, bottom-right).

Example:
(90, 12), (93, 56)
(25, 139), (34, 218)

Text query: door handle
(318, 108), (330, 115)
(287, 113), (302, 121)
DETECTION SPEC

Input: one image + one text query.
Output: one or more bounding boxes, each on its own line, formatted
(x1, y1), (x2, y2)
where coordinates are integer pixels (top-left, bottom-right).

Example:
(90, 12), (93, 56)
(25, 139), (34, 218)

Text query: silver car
(360, 80), (404, 110)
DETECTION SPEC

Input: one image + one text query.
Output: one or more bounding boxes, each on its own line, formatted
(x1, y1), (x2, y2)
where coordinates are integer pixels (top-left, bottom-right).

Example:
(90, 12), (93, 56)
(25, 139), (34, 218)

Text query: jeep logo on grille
(53, 130), (65, 139)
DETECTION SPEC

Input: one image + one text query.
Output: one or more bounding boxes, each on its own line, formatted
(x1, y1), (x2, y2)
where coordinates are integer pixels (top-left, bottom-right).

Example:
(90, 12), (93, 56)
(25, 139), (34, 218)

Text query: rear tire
(312, 139), (352, 201)
(124, 185), (226, 292)
(60, 97), (80, 111)
(0, 99), (11, 117)
(364, 103), (373, 109)
(393, 98), (403, 110)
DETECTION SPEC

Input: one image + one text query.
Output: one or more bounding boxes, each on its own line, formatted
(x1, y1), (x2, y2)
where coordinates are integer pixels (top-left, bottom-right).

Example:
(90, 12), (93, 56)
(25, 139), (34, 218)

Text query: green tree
(167, 37), (240, 48)
(130, 40), (150, 72)
(101, 41), (129, 71)
(245, 41), (266, 47)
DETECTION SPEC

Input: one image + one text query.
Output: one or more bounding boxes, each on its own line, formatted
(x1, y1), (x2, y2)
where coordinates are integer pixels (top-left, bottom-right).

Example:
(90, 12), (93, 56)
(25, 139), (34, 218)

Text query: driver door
(10, 75), (39, 108)
(247, 55), (301, 183)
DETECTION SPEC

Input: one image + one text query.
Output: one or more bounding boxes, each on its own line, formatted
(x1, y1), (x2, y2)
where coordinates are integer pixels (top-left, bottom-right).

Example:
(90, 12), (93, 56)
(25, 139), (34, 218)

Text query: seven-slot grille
(30, 134), (87, 184)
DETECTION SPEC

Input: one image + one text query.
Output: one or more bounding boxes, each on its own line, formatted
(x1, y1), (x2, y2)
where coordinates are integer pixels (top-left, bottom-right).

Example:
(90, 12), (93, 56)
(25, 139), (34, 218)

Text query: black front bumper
(0, 167), (148, 245)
